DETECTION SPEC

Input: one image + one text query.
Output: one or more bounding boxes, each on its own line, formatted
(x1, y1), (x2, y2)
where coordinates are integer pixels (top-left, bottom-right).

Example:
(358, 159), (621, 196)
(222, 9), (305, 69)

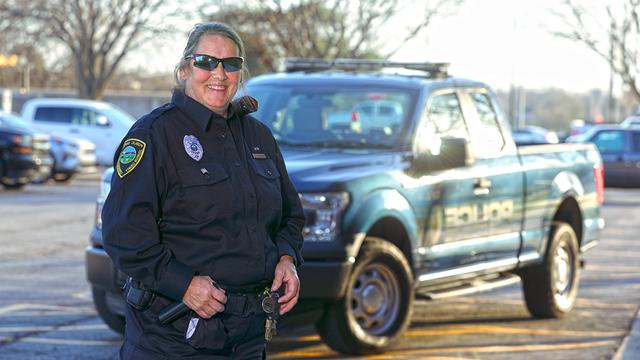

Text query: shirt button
(221, 133), (226, 139)
(266, 170), (272, 176)
(234, 161), (241, 167)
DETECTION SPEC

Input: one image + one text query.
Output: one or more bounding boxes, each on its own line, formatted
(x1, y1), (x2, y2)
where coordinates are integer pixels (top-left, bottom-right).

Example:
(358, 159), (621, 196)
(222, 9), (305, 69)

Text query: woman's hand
(182, 276), (227, 318)
(271, 255), (299, 315)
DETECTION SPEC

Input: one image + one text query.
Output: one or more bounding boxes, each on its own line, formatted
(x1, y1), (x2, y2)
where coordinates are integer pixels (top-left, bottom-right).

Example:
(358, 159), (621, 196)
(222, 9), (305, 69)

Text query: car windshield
(0, 112), (30, 130)
(245, 84), (416, 149)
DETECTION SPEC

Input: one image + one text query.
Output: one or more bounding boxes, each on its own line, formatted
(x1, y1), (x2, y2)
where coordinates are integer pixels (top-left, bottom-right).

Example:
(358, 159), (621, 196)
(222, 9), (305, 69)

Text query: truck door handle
(473, 177), (492, 195)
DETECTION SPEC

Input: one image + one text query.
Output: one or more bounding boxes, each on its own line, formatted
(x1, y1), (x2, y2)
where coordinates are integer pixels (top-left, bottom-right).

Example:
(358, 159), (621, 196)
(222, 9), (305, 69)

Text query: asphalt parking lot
(1, 174), (639, 359)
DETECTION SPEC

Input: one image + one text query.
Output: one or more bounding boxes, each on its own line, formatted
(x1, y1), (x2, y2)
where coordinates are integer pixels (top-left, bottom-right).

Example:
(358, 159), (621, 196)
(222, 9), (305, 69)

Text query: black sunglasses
(185, 54), (244, 72)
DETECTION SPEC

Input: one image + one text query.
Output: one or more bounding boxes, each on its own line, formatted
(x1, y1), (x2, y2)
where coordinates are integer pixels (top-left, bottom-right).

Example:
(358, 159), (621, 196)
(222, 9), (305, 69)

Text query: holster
(125, 277), (156, 311)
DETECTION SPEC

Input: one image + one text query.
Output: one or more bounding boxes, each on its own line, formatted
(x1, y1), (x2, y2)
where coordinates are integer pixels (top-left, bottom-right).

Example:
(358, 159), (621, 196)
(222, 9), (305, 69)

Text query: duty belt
(158, 285), (274, 324)
(224, 292), (262, 316)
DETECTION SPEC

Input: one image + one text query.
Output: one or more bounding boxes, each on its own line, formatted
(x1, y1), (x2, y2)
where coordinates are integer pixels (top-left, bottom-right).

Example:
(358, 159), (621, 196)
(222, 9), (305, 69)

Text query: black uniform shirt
(102, 90), (305, 301)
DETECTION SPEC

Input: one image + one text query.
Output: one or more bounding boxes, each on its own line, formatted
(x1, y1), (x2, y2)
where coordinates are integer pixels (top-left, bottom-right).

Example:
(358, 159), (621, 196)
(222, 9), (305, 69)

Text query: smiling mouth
(207, 85), (226, 91)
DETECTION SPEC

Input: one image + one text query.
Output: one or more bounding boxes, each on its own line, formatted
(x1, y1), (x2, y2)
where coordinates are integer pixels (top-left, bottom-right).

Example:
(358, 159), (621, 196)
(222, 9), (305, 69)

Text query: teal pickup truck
(86, 59), (605, 355)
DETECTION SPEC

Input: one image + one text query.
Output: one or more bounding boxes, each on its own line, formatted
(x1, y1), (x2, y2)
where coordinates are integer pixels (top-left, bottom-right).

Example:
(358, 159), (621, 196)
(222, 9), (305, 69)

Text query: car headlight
(300, 192), (349, 242)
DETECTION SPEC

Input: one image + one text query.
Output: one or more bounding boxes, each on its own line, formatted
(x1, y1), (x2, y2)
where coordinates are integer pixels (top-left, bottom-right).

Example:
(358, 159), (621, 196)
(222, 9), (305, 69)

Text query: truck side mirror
(412, 137), (473, 173)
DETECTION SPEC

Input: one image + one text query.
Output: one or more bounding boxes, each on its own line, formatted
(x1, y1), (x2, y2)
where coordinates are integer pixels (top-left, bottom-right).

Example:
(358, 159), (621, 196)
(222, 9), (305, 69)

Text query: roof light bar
(281, 58), (450, 78)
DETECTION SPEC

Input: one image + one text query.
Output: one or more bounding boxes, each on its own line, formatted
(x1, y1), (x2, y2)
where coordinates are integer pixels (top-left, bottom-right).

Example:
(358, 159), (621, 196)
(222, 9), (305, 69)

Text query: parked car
(0, 112), (52, 189)
(86, 59), (604, 355)
(621, 115), (640, 127)
(21, 98), (136, 165)
(512, 125), (560, 146)
(567, 124), (640, 187)
(49, 135), (98, 182)
(0, 111), (53, 188)
(350, 99), (404, 134)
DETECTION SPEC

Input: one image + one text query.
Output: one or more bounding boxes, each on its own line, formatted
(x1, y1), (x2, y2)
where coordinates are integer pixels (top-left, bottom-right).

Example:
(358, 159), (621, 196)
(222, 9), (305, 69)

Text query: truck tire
(92, 287), (125, 334)
(520, 222), (579, 318)
(52, 172), (74, 183)
(316, 237), (413, 354)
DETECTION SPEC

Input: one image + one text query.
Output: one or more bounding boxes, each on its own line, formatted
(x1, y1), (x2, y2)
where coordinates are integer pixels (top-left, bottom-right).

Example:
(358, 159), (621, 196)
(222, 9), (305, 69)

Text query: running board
(415, 273), (521, 300)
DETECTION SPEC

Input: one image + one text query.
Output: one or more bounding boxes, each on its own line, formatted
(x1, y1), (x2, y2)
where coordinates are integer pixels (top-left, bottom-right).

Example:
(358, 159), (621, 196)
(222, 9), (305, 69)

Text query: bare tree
(552, 0), (640, 102)
(203, 0), (464, 74)
(0, 0), (169, 99)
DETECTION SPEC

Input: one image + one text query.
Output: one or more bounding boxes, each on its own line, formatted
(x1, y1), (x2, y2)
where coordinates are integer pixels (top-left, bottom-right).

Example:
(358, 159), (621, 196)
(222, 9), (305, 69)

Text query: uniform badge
(183, 135), (203, 161)
(116, 138), (146, 178)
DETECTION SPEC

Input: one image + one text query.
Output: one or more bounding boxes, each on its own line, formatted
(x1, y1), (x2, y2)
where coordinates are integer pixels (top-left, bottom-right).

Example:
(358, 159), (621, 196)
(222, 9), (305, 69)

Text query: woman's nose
(210, 63), (228, 80)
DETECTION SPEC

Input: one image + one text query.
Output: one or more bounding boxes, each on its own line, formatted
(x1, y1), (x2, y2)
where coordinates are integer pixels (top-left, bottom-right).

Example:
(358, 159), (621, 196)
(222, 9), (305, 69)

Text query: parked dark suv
(567, 124), (640, 187)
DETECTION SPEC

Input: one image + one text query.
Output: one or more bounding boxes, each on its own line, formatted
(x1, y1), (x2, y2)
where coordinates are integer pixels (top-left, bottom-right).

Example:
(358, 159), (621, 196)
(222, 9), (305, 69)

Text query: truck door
(413, 90), (491, 273)
(458, 89), (523, 263)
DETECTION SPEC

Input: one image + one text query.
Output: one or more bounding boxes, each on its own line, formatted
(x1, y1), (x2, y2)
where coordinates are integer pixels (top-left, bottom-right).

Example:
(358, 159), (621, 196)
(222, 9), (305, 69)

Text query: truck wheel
(92, 287), (125, 334)
(520, 222), (579, 318)
(316, 238), (413, 354)
(52, 172), (74, 183)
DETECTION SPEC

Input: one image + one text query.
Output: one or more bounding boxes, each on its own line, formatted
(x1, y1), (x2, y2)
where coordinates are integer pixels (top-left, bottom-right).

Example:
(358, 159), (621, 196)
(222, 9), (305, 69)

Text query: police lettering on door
(444, 200), (514, 226)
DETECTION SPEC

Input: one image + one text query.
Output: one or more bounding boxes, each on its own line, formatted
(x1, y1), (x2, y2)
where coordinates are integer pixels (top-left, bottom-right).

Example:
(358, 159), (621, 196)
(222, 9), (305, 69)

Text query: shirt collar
(171, 90), (231, 131)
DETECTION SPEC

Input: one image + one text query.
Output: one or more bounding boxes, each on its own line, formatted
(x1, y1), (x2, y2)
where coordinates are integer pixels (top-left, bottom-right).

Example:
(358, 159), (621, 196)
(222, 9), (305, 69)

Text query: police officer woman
(102, 22), (305, 359)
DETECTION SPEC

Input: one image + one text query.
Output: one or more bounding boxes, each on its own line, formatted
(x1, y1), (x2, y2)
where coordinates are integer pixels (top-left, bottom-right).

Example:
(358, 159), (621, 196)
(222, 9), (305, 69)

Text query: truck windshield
(245, 84), (416, 149)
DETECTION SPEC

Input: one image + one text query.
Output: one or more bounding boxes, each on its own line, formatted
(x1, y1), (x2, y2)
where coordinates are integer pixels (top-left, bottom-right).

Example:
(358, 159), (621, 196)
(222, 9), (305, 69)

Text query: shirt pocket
(177, 162), (232, 221)
(252, 158), (282, 211)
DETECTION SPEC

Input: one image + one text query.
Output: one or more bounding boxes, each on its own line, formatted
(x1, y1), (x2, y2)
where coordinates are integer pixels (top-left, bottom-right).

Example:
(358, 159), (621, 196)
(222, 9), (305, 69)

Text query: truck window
(427, 93), (469, 139)
(246, 84), (415, 148)
(70, 108), (101, 127)
(34, 107), (74, 124)
(592, 130), (624, 153)
(415, 92), (469, 155)
(467, 91), (505, 158)
(34, 106), (103, 127)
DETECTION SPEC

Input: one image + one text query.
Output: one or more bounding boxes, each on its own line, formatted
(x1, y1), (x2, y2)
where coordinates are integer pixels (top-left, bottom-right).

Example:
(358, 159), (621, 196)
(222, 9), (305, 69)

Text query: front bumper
(298, 260), (353, 299)
(85, 246), (127, 289)
(85, 244), (354, 301)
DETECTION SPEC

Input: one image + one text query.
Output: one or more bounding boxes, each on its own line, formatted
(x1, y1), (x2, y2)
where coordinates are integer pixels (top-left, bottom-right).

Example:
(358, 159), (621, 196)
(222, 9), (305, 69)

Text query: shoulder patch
(116, 138), (146, 178)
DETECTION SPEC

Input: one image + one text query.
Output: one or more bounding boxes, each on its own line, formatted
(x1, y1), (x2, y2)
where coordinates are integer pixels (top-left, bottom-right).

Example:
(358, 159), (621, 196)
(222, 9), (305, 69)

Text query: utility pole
(607, 25), (614, 122)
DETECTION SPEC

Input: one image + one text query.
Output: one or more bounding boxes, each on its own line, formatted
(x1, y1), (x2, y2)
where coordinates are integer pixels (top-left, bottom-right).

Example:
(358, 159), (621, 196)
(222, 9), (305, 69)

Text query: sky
(142, 0), (613, 94)
(387, 0), (612, 93)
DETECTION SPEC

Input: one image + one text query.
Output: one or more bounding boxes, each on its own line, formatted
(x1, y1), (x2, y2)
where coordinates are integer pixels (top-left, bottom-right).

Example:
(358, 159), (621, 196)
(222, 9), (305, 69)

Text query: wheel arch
(367, 217), (414, 273)
(345, 189), (418, 267)
(552, 196), (583, 247)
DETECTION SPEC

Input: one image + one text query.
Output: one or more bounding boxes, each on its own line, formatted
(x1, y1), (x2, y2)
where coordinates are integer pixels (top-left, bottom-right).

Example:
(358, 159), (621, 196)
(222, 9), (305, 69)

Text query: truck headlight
(95, 170), (112, 230)
(95, 197), (105, 230)
(100, 170), (112, 197)
(300, 192), (349, 242)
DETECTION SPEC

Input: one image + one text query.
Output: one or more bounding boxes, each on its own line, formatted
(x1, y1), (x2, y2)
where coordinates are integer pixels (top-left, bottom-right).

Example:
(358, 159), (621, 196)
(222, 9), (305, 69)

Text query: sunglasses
(185, 54), (244, 72)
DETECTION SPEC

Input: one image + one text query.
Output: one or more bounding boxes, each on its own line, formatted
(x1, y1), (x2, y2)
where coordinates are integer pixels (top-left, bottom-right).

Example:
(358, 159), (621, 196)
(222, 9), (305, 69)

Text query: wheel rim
(552, 236), (575, 309)
(350, 262), (400, 336)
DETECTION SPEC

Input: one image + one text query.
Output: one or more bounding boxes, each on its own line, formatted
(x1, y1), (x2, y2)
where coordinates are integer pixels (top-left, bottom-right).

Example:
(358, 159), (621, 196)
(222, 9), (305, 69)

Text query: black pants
(119, 295), (267, 359)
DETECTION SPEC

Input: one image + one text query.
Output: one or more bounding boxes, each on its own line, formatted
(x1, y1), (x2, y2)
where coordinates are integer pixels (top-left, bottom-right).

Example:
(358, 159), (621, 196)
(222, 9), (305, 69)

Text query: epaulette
(133, 103), (176, 131)
(232, 96), (258, 117)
